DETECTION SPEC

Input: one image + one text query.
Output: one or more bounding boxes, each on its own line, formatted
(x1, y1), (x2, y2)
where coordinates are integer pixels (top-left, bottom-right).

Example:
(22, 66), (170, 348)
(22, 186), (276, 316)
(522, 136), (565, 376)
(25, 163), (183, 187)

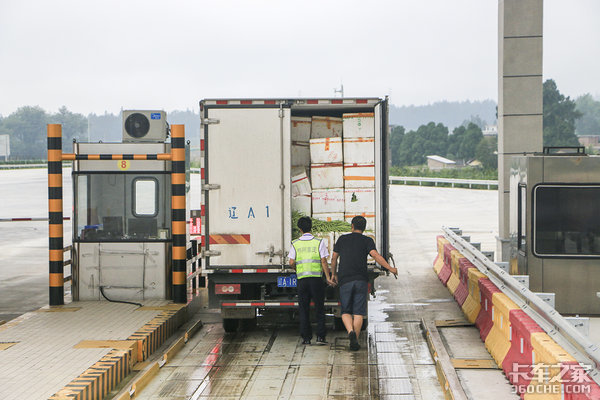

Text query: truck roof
(200, 97), (383, 107)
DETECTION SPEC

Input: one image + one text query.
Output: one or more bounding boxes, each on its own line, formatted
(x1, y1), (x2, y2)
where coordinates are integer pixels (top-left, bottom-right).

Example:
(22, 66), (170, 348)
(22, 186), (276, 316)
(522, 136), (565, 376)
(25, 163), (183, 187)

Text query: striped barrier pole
(171, 125), (186, 303)
(62, 153), (172, 160)
(48, 124), (64, 306)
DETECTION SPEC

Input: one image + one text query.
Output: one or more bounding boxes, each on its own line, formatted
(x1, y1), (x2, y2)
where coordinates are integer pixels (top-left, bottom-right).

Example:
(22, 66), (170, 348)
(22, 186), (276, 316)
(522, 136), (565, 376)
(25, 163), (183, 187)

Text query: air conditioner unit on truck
(199, 97), (391, 332)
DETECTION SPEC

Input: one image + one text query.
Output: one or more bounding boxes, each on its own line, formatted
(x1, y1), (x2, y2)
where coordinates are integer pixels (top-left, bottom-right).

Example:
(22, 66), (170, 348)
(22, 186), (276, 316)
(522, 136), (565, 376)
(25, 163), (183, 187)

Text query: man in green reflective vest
(289, 216), (334, 345)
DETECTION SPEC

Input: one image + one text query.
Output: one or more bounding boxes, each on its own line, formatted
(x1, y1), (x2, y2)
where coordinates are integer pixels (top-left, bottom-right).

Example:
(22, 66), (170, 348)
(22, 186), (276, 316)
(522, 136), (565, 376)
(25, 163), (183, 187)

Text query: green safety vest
(292, 237), (322, 279)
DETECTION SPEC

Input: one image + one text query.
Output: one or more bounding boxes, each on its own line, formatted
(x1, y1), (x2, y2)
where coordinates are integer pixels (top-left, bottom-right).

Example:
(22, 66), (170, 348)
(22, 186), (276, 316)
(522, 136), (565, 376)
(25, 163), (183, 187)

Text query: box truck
(199, 97), (390, 332)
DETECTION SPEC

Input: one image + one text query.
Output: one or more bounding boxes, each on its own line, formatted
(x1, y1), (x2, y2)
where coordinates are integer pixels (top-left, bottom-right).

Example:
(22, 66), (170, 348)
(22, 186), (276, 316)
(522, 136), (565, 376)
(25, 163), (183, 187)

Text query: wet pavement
(1, 169), (519, 398)
(136, 304), (434, 400)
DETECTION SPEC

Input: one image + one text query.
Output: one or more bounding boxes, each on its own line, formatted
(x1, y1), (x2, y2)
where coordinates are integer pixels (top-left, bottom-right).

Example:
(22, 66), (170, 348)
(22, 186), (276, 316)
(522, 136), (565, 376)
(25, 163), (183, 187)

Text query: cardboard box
(311, 162), (343, 189)
(291, 167), (311, 196)
(344, 188), (375, 213)
(313, 231), (334, 263)
(343, 163), (375, 188)
(292, 194), (311, 215)
(292, 141), (310, 167)
(312, 188), (345, 214)
(311, 116), (342, 139)
(313, 212), (345, 222)
(342, 113), (375, 138)
(344, 213), (376, 231)
(291, 116), (312, 142)
(310, 137), (343, 164)
(343, 137), (374, 164)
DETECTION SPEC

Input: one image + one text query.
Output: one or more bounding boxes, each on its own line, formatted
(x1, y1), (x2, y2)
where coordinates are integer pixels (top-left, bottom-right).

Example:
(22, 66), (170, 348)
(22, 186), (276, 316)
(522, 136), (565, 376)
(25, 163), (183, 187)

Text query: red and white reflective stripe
(221, 301), (341, 307)
(0, 217), (70, 222)
(203, 268), (282, 274)
(204, 98), (378, 106)
(206, 99), (280, 105)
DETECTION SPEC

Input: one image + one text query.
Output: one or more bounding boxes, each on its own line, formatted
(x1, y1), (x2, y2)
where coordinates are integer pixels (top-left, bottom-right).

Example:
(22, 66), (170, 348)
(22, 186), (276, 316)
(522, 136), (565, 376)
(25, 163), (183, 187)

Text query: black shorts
(339, 280), (368, 316)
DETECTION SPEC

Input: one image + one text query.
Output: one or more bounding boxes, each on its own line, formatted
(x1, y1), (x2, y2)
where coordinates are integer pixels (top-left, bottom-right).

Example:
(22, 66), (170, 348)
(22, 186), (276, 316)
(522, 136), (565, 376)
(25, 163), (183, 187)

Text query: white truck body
(198, 97), (390, 330)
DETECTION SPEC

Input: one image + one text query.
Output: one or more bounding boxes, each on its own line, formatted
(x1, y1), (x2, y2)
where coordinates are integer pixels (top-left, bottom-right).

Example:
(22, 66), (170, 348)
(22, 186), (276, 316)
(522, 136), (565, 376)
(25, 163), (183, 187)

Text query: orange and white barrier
(433, 234), (600, 399)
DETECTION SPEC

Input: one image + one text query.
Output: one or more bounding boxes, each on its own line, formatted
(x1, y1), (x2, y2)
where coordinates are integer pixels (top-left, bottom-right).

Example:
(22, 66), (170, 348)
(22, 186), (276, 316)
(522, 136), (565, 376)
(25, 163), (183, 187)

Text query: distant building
(427, 155), (456, 171)
(482, 124), (498, 137)
(578, 135), (600, 147)
(467, 159), (483, 168)
(0, 134), (9, 161)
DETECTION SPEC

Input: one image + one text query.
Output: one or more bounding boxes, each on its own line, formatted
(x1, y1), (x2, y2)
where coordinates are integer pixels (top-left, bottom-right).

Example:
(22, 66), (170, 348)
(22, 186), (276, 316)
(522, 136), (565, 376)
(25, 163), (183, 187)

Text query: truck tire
(223, 318), (239, 333)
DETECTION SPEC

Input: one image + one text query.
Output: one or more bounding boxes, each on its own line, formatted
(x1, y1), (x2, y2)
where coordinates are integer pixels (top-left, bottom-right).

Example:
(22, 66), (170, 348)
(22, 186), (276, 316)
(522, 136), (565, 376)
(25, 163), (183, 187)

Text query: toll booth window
(534, 185), (600, 257)
(74, 173), (170, 241)
(133, 178), (158, 217)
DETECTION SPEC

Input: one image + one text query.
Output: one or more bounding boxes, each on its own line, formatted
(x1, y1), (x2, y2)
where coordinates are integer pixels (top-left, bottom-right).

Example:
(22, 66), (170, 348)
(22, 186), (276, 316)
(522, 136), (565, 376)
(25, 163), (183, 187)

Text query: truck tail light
(216, 284), (241, 294)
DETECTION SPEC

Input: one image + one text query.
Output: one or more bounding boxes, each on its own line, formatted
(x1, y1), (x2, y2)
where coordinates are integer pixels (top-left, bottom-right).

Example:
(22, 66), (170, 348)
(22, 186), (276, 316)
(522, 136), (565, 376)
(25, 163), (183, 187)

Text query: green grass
(390, 165), (498, 180)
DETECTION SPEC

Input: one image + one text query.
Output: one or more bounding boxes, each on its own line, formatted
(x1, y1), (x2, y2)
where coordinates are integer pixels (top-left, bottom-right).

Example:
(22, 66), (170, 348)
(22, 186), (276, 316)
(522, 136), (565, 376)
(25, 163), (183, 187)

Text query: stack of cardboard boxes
(342, 113), (376, 231)
(309, 116), (344, 223)
(291, 117), (312, 215)
(291, 113), (376, 259)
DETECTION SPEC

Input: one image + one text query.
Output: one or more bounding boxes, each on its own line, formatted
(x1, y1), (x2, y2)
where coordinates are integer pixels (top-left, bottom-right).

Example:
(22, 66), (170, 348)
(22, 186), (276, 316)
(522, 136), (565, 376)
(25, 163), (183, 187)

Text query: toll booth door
(204, 107), (291, 267)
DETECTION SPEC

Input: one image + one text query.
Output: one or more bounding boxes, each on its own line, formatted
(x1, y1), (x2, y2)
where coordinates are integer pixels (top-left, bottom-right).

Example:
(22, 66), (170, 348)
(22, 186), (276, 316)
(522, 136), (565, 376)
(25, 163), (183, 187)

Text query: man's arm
(330, 252), (339, 284)
(369, 249), (398, 275)
(320, 258), (333, 285)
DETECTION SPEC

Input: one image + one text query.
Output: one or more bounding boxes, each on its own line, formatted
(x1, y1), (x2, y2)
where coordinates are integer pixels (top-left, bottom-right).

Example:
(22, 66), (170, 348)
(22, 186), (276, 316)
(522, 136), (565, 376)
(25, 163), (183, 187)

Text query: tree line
(1, 80), (597, 162)
(389, 79), (594, 171)
(0, 108), (200, 160)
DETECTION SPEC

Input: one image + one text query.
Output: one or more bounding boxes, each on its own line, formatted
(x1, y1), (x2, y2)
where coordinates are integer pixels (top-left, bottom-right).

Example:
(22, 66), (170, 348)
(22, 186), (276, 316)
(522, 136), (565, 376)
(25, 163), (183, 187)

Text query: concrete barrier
(446, 251), (464, 296)
(433, 236), (448, 275)
(433, 235), (600, 398)
(475, 279), (500, 341)
(453, 258), (474, 306)
(485, 293), (519, 366)
(463, 268), (486, 323)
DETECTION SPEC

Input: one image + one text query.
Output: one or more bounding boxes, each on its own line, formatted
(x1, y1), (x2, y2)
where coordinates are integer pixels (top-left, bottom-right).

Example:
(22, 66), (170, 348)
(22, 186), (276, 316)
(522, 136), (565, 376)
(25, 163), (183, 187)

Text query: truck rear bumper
(221, 300), (342, 319)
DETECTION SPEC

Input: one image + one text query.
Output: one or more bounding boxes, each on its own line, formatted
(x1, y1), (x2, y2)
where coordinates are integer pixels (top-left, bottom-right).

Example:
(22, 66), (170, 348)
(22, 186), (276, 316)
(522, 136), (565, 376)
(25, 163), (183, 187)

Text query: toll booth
(509, 148), (600, 314)
(70, 111), (189, 302)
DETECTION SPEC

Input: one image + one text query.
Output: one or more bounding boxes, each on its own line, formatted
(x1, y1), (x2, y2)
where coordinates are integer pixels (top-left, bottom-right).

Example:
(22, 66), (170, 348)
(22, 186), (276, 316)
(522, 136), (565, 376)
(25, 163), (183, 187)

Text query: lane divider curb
(116, 319), (203, 400)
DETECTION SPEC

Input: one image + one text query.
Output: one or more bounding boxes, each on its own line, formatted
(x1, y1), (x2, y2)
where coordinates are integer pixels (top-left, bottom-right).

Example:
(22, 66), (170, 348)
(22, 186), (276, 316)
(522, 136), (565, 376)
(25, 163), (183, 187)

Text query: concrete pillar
(497, 0), (544, 261)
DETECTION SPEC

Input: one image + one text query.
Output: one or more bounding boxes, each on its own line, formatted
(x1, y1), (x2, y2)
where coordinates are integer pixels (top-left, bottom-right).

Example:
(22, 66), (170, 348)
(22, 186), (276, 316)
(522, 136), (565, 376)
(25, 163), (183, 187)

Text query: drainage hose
(99, 286), (143, 307)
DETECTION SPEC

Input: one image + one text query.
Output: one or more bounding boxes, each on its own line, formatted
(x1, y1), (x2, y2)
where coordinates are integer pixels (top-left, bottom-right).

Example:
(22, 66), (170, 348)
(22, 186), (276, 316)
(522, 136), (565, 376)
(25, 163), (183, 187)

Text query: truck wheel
(223, 318), (239, 333)
(334, 317), (345, 331)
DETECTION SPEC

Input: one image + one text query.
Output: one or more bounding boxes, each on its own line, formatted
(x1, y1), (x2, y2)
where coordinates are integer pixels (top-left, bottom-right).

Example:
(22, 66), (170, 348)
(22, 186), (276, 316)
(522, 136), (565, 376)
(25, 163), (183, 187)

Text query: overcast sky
(0, 0), (598, 116)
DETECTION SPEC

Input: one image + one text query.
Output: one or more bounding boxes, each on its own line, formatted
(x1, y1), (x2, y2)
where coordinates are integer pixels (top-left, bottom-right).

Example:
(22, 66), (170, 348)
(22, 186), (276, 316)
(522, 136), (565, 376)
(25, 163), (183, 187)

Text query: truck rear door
(374, 99), (390, 259)
(203, 102), (291, 268)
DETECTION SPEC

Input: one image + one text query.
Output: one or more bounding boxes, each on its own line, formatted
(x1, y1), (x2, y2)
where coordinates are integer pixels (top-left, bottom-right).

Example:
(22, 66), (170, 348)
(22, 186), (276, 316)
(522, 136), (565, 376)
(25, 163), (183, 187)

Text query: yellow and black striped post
(48, 124), (64, 306)
(171, 125), (187, 303)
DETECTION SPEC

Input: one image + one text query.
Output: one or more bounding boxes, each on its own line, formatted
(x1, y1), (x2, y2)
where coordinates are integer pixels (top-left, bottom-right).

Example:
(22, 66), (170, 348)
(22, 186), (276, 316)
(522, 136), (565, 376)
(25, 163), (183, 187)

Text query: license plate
(277, 274), (297, 288)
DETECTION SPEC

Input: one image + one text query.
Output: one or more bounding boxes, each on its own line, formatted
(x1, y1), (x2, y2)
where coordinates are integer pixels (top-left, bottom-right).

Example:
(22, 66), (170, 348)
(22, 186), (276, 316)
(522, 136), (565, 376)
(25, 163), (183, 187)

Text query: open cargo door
(374, 98), (390, 259)
(204, 105), (291, 268)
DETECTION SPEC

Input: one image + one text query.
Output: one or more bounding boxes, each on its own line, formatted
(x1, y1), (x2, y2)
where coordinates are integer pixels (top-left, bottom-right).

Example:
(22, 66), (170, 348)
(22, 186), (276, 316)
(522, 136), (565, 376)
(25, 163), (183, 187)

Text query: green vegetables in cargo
(292, 211), (351, 240)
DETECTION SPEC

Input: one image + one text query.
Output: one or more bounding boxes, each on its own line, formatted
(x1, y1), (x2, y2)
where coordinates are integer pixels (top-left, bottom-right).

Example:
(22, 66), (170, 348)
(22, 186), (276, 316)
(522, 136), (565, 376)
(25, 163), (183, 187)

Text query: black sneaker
(302, 338), (311, 345)
(348, 331), (360, 351)
(315, 336), (327, 345)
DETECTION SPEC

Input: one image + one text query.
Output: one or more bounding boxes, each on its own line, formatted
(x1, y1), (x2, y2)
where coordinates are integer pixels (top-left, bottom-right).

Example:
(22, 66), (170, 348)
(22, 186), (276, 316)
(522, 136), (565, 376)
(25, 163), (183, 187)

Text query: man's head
(351, 216), (367, 232)
(297, 216), (312, 234)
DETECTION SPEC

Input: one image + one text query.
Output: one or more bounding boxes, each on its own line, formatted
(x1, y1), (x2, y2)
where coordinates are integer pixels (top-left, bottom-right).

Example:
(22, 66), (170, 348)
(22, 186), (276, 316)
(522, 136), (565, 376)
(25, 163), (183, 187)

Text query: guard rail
(391, 176), (498, 189)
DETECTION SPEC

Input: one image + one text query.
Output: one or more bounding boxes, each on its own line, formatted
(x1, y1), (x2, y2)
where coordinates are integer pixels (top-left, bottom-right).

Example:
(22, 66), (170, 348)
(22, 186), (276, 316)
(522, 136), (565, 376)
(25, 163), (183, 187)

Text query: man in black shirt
(331, 216), (397, 351)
